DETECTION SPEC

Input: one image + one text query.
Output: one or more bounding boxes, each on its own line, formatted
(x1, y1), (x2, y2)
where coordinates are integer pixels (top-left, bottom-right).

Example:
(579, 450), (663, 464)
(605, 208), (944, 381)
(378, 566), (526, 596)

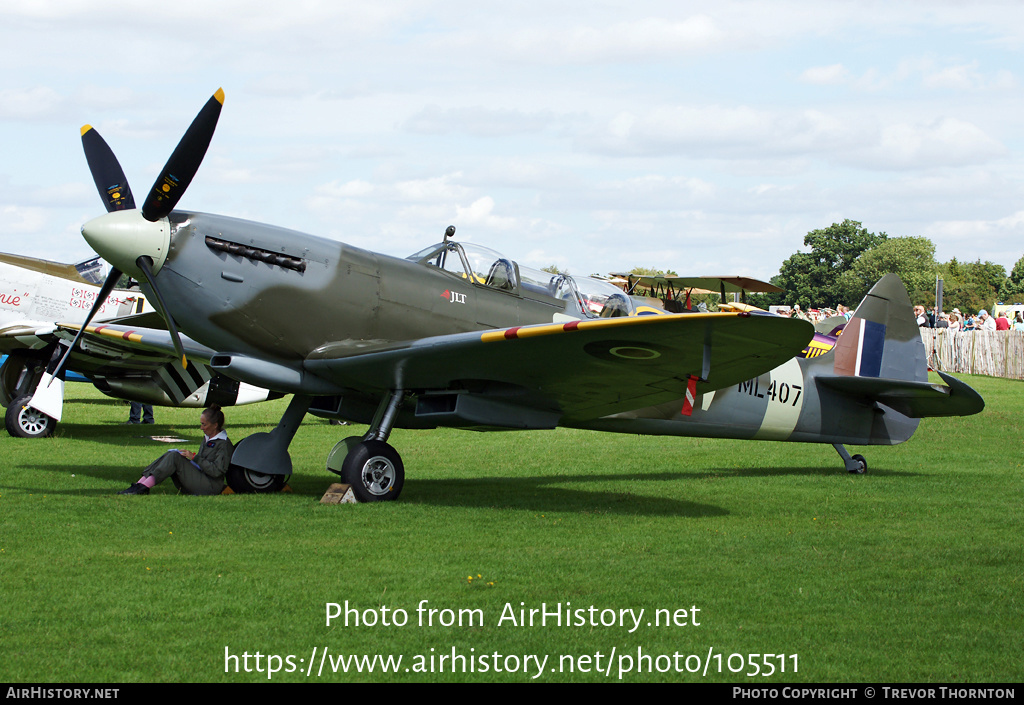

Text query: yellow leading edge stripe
(63, 323), (144, 344)
(66, 324), (188, 368)
(480, 311), (740, 343)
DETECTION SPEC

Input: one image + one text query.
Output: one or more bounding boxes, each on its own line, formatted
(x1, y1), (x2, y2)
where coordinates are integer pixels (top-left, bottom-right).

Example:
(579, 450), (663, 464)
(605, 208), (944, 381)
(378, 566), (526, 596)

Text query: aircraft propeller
(51, 88), (225, 379)
(140, 89), (224, 222)
(81, 125), (136, 212)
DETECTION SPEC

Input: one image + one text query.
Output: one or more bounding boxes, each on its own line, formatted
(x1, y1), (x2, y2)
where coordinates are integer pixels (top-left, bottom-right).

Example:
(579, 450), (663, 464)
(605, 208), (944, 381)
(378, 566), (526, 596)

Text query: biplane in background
(51, 89), (983, 499)
(612, 272), (783, 312)
(611, 272), (842, 358)
(0, 250), (278, 438)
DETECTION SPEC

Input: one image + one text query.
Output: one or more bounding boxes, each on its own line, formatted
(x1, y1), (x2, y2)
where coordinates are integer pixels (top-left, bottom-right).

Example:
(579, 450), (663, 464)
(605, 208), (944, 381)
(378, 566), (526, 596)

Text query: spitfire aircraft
(0, 250), (279, 438)
(53, 89), (984, 499)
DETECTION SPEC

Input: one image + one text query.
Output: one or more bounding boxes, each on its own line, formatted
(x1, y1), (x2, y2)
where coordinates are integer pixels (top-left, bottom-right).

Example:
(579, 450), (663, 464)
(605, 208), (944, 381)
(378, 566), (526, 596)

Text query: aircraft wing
(1, 321), (222, 411)
(53, 321), (217, 363)
(304, 312), (813, 424)
(47, 322), (217, 403)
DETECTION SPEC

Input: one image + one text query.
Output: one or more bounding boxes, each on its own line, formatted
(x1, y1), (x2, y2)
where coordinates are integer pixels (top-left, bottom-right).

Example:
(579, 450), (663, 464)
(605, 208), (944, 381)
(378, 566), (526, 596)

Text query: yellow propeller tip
(214, 88), (225, 105)
(182, 355), (188, 369)
(80, 125), (93, 136)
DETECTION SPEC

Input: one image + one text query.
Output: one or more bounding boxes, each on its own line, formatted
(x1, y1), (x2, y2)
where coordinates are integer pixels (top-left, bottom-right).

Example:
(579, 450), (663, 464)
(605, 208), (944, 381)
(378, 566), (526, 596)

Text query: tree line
(746, 219), (1024, 314)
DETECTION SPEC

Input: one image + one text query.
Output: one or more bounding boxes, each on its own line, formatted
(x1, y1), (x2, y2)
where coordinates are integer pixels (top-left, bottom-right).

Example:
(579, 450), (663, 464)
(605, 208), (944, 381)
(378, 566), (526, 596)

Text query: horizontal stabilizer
(817, 371), (984, 418)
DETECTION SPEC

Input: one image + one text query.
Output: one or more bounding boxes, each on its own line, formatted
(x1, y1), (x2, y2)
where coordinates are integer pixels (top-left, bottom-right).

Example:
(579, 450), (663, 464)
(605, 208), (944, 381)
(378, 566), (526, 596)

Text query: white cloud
(455, 196), (518, 229)
(0, 86), (64, 121)
(587, 102), (1006, 171)
(403, 105), (558, 137)
(923, 211), (1024, 265)
(588, 104), (857, 160)
(922, 62), (1017, 91)
(808, 57), (1018, 93)
(851, 118), (1006, 170)
(800, 64), (851, 86)
(0, 205), (49, 233)
(395, 173), (472, 202)
(539, 15), (729, 62)
(314, 179), (376, 198)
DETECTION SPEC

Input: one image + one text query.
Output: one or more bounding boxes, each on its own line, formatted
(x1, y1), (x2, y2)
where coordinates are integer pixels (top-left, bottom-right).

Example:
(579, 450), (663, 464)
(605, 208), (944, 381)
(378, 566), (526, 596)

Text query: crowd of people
(914, 305), (1024, 332)
(775, 302), (1024, 332)
(774, 304), (852, 323)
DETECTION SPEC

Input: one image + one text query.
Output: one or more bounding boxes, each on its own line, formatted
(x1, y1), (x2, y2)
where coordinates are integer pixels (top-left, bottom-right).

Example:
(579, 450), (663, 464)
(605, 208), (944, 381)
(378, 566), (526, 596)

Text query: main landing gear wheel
(849, 454), (867, 474)
(5, 395), (56, 439)
(341, 440), (404, 502)
(226, 463), (289, 493)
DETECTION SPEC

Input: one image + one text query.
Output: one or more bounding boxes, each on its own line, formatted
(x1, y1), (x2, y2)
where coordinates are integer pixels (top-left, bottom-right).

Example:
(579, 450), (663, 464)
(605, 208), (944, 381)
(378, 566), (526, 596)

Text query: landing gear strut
(833, 443), (867, 474)
(228, 394), (311, 493)
(327, 389), (406, 502)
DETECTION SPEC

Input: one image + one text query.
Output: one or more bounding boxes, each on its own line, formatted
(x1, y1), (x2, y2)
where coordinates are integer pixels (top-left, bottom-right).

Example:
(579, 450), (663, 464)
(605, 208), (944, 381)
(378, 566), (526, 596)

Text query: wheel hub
(362, 456), (395, 495)
(19, 406), (51, 435)
(244, 469), (276, 490)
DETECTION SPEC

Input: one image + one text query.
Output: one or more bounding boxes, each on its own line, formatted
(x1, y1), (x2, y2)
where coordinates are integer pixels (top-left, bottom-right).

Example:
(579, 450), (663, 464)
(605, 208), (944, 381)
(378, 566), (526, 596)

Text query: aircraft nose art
(81, 210), (170, 279)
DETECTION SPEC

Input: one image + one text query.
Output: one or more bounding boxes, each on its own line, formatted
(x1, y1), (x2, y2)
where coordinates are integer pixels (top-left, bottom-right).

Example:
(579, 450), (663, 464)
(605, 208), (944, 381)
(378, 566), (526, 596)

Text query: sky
(1, 1), (1023, 283)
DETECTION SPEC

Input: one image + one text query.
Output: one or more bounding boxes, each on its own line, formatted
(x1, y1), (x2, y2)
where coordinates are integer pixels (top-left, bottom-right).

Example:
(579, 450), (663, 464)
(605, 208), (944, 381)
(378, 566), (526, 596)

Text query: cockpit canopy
(73, 255), (107, 286)
(407, 240), (632, 318)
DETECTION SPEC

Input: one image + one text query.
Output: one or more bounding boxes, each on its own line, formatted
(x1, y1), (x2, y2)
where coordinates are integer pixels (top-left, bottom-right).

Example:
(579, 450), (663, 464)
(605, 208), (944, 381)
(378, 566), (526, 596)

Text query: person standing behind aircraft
(117, 405), (231, 495)
(1014, 313), (1024, 332)
(978, 310), (997, 331)
(914, 305), (928, 327)
(127, 401), (154, 425)
(995, 311), (1010, 331)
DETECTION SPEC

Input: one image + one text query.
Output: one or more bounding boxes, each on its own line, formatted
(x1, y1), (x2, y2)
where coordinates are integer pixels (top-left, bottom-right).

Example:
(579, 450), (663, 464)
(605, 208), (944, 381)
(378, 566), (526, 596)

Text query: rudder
(829, 273), (926, 384)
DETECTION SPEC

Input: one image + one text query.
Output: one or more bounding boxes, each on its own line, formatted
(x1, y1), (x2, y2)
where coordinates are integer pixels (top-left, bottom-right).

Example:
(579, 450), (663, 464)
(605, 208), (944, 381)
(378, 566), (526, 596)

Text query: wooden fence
(920, 329), (1024, 380)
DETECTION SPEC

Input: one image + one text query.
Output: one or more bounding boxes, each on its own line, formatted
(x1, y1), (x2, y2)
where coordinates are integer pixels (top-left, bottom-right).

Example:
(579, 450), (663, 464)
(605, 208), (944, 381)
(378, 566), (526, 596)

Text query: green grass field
(1, 374), (1020, 683)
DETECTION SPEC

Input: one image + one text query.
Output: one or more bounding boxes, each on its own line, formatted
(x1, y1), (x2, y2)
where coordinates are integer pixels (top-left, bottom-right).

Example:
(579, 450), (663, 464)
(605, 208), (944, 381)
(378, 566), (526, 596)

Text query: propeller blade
(141, 88), (224, 222)
(50, 266), (123, 380)
(81, 125), (136, 211)
(135, 256), (187, 368)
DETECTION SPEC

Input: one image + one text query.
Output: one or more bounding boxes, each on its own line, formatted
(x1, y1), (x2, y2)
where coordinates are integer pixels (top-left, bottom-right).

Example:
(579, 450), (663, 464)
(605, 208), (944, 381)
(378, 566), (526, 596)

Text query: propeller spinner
(51, 88), (225, 379)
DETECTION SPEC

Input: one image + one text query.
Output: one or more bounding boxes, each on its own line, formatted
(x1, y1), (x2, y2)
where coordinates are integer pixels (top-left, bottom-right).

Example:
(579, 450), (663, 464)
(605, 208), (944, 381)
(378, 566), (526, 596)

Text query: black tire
(849, 454), (867, 474)
(340, 440), (404, 502)
(5, 395), (56, 438)
(226, 463), (289, 493)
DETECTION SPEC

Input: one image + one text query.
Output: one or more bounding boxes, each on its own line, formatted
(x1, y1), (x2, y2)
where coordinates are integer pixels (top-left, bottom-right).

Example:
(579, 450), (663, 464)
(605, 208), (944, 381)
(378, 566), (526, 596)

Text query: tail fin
(817, 274), (984, 418)
(831, 273), (926, 383)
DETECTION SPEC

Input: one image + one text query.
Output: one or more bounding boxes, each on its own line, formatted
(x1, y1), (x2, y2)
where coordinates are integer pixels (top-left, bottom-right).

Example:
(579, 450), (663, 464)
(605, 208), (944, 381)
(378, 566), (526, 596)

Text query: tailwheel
(341, 440), (404, 502)
(5, 395), (56, 439)
(849, 454), (867, 474)
(226, 463), (289, 493)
